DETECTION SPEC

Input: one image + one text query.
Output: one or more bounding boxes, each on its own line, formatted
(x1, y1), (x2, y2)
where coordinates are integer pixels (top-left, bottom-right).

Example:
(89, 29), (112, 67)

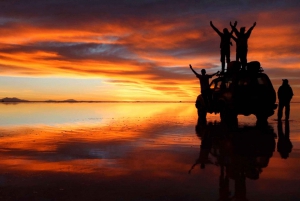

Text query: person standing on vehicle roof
(189, 64), (219, 107)
(210, 21), (237, 73)
(230, 21), (256, 70)
(278, 79), (293, 121)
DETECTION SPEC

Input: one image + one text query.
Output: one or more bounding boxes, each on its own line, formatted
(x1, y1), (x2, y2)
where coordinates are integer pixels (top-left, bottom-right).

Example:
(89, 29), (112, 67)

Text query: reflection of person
(277, 79), (293, 120)
(277, 120), (293, 159)
(189, 64), (219, 107)
(219, 170), (230, 201)
(191, 121), (276, 200)
(232, 174), (247, 201)
(210, 21), (237, 72)
(189, 123), (213, 173)
(230, 21), (256, 70)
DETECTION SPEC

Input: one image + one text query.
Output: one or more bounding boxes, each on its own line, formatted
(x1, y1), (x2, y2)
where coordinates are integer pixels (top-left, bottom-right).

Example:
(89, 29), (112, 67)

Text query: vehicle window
(257, 77), (266, 85)
(238, 78), (250, 86)
(226, 81), (232, 88)
(238, 80), (247, 85)
(210, 80), (222, 90)
(216, 81), (222, 89)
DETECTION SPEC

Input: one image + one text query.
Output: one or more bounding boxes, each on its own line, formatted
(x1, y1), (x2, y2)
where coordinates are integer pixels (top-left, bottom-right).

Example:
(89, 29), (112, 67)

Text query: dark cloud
(265, 67), (300, 80)
(1, 0), (298, 29)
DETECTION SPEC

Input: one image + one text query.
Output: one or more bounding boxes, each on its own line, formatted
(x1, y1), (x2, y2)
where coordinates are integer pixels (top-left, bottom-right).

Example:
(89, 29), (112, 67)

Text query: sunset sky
(0, 0), (299, 101)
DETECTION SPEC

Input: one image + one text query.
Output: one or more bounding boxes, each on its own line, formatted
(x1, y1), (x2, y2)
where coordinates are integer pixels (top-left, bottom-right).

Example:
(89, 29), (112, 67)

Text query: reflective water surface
(0, 103), (300, 200)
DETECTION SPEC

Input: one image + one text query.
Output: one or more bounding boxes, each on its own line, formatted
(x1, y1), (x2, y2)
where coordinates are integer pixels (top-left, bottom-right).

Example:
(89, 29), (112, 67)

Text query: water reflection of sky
(0, 103), (300, 200)
(0, 102), (195, 126)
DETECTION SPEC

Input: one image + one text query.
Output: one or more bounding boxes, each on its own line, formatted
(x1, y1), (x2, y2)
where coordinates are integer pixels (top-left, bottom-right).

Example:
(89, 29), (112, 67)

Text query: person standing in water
(278, 79), (293, 121)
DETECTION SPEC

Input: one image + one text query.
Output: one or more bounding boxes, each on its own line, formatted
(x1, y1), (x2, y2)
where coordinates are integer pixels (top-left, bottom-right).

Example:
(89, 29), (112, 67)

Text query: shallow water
(0, 103), (299, 200)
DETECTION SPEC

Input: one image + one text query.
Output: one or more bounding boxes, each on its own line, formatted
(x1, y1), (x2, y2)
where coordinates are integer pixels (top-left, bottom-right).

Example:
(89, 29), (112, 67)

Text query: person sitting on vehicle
(189, 64), (219, 107)
(230, 21), (256, 70)
(278, 79), (293, 120)
(210, 21), (237, 72)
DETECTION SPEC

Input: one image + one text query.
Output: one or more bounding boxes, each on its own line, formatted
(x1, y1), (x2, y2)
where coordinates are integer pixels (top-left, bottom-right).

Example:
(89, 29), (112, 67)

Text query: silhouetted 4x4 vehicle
(196, 61), (277, 124)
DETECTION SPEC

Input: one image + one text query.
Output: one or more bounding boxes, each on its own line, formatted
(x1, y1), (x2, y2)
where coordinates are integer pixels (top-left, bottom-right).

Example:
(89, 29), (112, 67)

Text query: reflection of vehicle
(196, 61), (277, 123)
(190, 121), (276, 200)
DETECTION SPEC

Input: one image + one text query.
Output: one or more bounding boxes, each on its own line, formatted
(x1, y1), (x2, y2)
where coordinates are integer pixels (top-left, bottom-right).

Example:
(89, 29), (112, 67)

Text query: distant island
(0, 97), (29, 102)
(1, 97), (78, 103)
(62, 99), (77, 102)
(45, 99), (78, 103)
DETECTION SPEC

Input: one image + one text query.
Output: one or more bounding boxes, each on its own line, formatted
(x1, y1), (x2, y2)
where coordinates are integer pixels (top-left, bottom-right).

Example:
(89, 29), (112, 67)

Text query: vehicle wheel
(195, 95), (207, 124)
(256, 114), (268, 126)
(220, 106), (237, 125)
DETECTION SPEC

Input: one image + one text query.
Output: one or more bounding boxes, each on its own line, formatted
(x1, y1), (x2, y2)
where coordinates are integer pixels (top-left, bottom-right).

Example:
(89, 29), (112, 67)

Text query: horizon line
(1, 100), (300, 104)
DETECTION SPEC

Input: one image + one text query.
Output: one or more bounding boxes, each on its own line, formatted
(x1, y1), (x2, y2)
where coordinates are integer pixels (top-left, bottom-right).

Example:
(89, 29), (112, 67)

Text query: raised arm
(246, 22), (256, 37)
(230, 21), (237, 35)
(211, 71), (220, 77)
(230, 21), (239, 37)
(231, 35), (237, 42)
(189, 64), (199, 76)
(210, 21), (222, 37)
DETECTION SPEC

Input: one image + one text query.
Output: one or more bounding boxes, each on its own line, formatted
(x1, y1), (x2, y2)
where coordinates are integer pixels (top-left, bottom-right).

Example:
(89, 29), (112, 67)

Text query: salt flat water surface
(0, 102), (300, 200)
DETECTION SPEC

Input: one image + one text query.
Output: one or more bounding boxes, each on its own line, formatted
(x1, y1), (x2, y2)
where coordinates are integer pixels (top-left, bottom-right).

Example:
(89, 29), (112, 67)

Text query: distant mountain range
(45, 99), (78, 102)
(1, 97), (78, 102)
(0, 97), (29, 102)
(0, 98), (197, 103)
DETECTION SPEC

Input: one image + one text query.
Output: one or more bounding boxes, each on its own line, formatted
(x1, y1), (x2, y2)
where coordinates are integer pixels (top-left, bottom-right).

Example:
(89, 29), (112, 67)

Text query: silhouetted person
(210, 21), (237, 72)
(277, 79), (293, 120)
(189, 64), (219, 107)
(230, 21), (256, 70)
(277, 120), (293, 159)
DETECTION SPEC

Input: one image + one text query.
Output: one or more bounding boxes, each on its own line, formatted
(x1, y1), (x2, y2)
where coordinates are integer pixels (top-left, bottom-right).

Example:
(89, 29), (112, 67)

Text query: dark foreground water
(0, 103), (299, 201)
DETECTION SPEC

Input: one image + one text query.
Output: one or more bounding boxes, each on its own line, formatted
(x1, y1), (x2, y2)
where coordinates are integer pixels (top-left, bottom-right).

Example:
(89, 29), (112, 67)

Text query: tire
(256, 113), (268, 126)
(220, 105), (238, 126)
